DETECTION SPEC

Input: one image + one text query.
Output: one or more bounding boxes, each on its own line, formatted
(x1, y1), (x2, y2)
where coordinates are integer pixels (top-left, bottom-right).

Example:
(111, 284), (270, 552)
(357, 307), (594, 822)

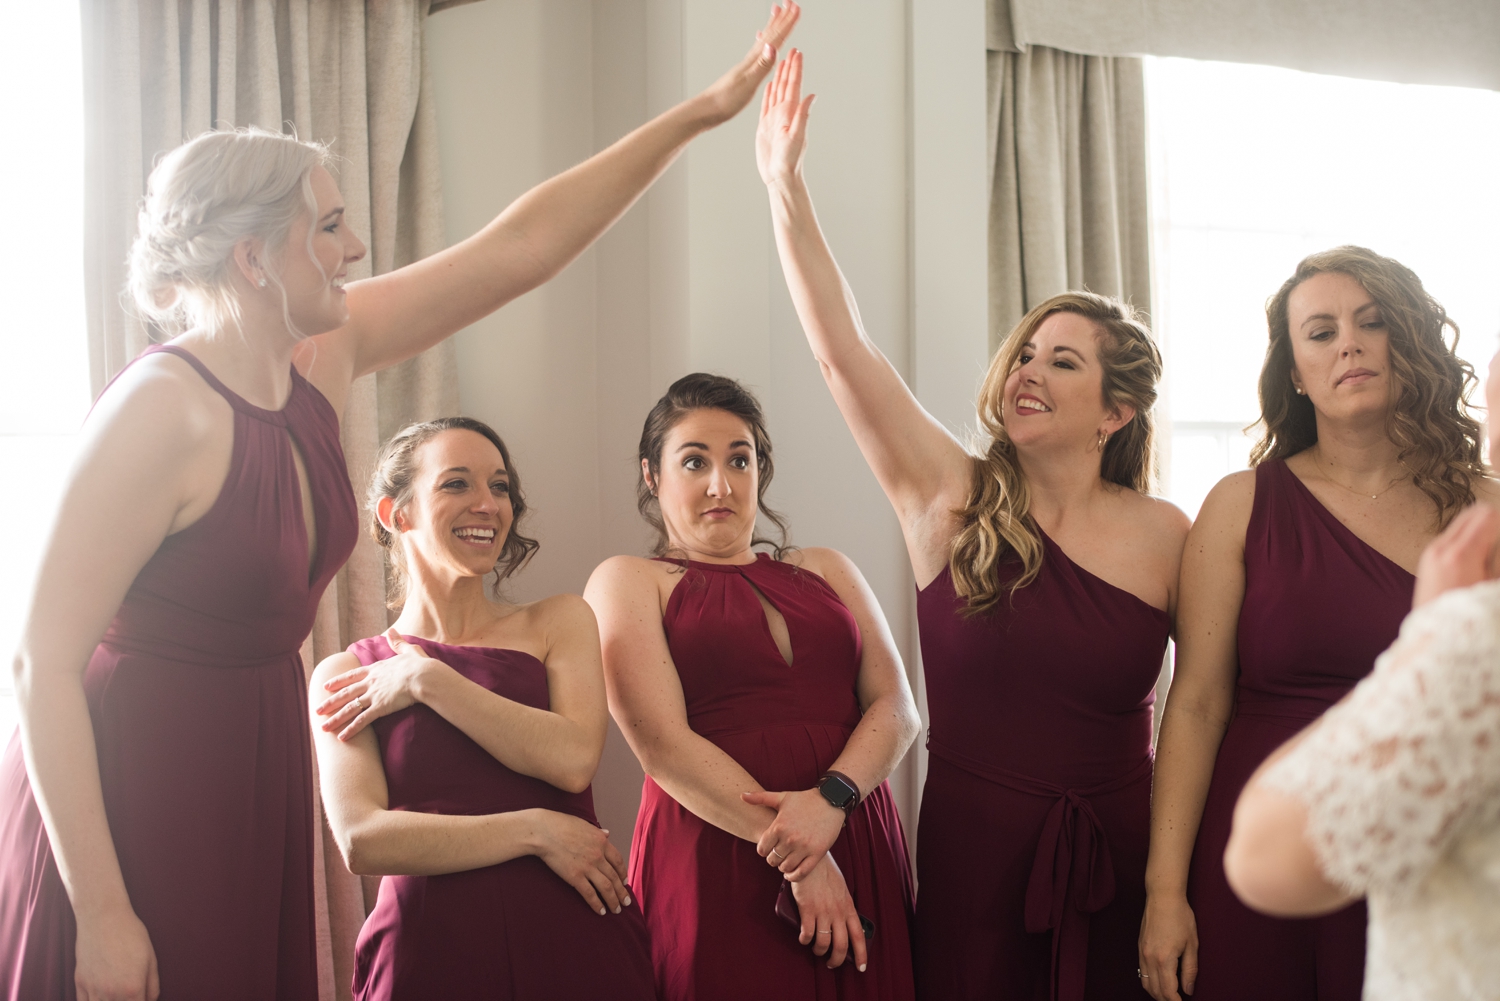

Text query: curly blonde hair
(1252, 246), (1483, 527)
(950, 291), (1161, 615)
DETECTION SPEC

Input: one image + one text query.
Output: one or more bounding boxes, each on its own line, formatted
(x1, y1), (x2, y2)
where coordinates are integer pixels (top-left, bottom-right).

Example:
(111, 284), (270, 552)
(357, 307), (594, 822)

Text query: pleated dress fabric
(630, 554), (916, 1001)
(346, 636), (657, 1001)
(0, 344), (357, 1000)
(1186, 459), (1413, 1000)
(914, 531), (1171, 1001)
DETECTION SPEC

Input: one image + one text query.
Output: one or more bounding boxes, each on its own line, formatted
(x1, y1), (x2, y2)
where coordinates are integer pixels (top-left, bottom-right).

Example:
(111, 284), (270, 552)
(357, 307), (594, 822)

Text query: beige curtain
(990, 0), (1500, 91)
(80, 2), (467, 998)
(986, 45), (1151, 350)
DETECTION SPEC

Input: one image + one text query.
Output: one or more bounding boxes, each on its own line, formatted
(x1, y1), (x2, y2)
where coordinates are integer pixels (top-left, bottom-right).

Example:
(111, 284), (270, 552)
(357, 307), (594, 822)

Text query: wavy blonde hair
(951, 291), (1161, 615)
(1252, 246), (1483, 526)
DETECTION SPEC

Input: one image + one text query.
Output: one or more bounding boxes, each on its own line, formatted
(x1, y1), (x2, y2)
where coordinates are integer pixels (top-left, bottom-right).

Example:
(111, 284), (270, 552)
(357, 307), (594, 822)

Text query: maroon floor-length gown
(347, 635), (657, 1001)
(914, 530), (1171, 1001)
(1186, 459), (1412, 999)
(0, 344), (357, 1000)
(630, 554), (916, 1001)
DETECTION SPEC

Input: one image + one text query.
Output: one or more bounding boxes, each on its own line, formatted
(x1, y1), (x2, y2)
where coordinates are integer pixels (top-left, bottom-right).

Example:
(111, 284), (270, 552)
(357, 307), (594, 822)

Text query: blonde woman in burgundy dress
(0, 7), (799, 998)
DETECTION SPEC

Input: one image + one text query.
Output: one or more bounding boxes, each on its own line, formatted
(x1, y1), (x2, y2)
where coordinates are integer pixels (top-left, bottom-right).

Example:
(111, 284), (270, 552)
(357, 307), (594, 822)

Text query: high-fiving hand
(698, 3), (802, 127)
(756, 47), (814, 188)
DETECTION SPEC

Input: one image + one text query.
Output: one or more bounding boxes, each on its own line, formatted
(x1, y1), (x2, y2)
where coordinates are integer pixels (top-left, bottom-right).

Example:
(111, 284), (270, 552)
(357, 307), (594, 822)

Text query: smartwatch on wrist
(816, 770), (860, 818)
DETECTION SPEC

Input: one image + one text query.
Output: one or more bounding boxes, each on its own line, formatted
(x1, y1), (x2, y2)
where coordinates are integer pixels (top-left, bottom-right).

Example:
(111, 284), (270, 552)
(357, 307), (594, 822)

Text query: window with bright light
(1147, 58), (1500, 518)
(0, 4), (89, 741)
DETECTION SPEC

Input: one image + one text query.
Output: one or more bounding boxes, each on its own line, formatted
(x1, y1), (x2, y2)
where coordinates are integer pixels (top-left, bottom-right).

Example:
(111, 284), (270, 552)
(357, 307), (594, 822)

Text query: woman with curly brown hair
(1138, 245), (1496, 1001)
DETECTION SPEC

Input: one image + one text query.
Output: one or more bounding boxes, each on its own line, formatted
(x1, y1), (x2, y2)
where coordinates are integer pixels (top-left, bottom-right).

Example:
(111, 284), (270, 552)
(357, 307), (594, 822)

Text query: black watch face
(821, 776), (856, 808)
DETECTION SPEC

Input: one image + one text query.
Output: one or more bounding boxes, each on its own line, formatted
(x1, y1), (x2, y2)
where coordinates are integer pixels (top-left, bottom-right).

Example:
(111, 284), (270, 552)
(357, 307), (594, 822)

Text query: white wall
(426, 0), (988, 858)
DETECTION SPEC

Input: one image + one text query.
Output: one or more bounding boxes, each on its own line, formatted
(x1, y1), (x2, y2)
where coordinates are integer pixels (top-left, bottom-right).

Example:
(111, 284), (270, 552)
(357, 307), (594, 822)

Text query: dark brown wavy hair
(1252, 246), (1483, 526)
(952, 291), (1161, 615)
(368, 417), (539, 608)
(637, 373), (791, 558)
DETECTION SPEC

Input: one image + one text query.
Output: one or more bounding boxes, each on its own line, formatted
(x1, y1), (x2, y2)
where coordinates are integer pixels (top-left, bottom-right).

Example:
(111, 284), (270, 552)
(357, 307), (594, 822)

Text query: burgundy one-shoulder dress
(915, 530), (1171, 1001)
(1186, 459), (1413, 1000)
(0, 344), (357, 1000)
(345, 635), (656, 1001)
(630, 554), (916, 1001)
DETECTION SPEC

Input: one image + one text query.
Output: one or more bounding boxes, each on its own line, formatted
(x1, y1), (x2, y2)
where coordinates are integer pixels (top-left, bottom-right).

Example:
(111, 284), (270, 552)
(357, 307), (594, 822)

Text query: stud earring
(1295, 387), (1306, 395)
(258, 278), (267, 288)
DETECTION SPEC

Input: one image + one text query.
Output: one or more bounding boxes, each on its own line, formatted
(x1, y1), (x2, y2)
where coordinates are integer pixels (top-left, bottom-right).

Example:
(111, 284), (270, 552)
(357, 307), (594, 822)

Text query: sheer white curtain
(79, 2), (468, 997)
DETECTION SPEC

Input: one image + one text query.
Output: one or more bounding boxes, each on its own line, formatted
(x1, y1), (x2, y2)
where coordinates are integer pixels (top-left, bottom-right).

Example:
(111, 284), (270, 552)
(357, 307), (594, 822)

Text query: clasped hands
(744, 788), (867, 971)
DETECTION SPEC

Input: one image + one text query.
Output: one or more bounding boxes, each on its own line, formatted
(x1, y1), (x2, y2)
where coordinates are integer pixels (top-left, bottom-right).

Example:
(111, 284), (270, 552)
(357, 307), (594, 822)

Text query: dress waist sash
(927, 737), (1152, 1001)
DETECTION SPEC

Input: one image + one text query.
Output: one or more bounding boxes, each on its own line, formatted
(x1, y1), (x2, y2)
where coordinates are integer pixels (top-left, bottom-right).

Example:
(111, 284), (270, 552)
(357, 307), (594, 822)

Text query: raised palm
(756, 49), (813, 187)
(700, 3), (801, 126)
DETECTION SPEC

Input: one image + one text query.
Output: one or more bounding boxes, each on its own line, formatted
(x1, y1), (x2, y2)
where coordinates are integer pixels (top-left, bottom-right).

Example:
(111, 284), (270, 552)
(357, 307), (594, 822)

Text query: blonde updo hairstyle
(127, 126), (334, 338)
(951, 291), (1161, 615)
(368, 417), (540, 609)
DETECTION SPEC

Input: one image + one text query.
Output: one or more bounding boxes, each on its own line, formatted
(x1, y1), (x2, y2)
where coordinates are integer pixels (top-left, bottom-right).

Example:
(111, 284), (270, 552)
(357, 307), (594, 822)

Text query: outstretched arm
(758, 52), (971, 582)
(321, 3), (800, 381)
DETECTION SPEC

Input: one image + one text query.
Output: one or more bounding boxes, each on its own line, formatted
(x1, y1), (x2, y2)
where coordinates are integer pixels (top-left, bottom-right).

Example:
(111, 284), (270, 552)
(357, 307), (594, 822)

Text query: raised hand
(73, 908), (160, 1001)
(756, 48), (814, 187)
(315, 628), (447, 740)
(1413, 503), (1500, 608)
(527, 810), (632, 917)
(698, 3), (801, 127)
(789, 854), (868, 972)
(743, 787), (844, 881)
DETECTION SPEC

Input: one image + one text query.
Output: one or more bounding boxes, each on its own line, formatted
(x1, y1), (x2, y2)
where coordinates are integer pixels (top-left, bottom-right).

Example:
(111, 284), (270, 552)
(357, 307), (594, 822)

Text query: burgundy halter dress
(914, 529), (1170, 1001)
(0, 344), (357, 1000)
(346, 635), (656, 1001)
(1185, 459), (1413, 1000)
(630, 554), (916, 1001)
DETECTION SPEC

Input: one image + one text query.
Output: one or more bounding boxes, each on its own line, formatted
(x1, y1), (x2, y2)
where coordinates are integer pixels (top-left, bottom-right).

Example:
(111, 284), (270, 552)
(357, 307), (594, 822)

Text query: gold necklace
(1313, 449), (1410, 500)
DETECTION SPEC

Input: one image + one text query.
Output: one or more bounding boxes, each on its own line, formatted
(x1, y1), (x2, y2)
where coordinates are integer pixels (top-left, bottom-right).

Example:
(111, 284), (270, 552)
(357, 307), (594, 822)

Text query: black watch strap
(817, 770), (860, 817)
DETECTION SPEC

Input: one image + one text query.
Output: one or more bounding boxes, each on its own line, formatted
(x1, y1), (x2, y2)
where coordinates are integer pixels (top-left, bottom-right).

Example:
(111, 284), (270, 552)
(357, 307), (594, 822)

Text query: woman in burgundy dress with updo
(309, 418), (654, 1000)
(586, 374), (921, 1001)
(1140, 247), (1496, 1001)
(0, 9), (800, 998)
(758, 54), (1190, 1000)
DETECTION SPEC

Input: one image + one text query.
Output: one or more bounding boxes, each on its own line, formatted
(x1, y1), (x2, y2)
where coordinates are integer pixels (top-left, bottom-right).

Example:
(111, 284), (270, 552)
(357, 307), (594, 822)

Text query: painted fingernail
(623, 895), (632, 907)
(859, 964), (867, 973)
(613, 906), (621, 914)
(764, 43), (774, 59)
(598, 907), (607, 915)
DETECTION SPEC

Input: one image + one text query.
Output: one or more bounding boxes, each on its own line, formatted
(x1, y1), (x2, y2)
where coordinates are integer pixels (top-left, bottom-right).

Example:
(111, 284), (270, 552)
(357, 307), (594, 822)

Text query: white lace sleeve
(1261, 580), (1500, 902)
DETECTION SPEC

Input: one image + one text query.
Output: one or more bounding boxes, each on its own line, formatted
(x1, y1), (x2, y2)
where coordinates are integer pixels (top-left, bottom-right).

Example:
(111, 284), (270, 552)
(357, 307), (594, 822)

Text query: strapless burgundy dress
(0, 344), (357, 1000)
(914, 530), (1171, 1001)
(1186, 459), (1412, 1000)
(347, 635), (656, 1001)
(630, 554), (916, 1001)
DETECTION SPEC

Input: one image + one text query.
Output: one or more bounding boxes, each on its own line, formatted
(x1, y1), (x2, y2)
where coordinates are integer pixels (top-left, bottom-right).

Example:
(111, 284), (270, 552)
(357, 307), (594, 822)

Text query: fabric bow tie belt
(927, 738), (1152, 1001)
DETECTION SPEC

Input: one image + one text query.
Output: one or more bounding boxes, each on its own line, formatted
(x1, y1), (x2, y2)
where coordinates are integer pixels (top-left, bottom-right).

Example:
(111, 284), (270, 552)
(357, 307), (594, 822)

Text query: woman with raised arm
(308, 417), (654, 999)
(585, 373), (921, 1001)
(1138, 247), (1493, 1001)
(758, 54), (1189, 1001)
(0, 8), (798, 1000)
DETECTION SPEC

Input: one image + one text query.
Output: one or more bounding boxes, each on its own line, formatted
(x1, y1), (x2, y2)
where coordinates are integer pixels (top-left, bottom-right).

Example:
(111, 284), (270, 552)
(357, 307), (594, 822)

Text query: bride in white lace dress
(1225, 347), (1500, 1001)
